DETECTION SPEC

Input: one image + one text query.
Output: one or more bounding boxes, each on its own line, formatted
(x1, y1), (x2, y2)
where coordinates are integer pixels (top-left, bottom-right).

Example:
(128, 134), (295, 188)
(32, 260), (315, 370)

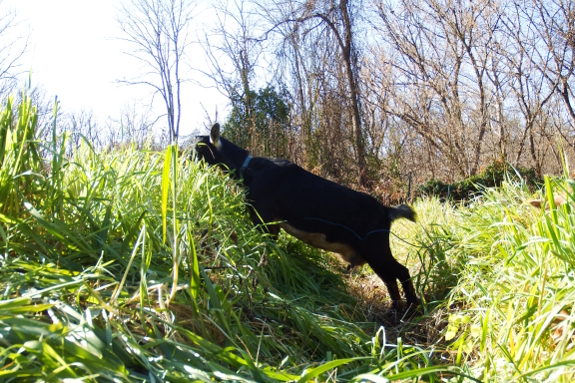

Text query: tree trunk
(340, 0), (367, 187)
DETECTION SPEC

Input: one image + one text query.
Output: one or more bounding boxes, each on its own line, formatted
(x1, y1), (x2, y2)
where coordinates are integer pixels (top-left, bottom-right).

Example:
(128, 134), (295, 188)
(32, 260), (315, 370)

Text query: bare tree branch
(115, 0), (196, 142)
(0, 0), (29, 99)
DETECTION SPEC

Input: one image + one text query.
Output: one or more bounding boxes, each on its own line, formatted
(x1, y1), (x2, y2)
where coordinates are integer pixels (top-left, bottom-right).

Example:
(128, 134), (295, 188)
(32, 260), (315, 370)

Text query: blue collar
(240, 155), (252, 177)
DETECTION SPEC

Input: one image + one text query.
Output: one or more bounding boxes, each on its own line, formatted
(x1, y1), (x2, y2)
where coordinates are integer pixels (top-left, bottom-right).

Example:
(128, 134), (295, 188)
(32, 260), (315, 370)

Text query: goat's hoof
(405, 302), (417, 314)
(403, 299), (420, 315)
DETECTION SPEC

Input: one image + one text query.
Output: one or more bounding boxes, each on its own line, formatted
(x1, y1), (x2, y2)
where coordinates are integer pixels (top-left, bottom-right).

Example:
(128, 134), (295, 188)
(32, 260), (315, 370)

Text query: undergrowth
(417, 161), (543, 202)
(1, 94), (574, 382)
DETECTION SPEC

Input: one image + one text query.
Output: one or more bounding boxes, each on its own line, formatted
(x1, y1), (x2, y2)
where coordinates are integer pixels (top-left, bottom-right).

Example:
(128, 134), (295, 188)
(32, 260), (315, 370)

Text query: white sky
(7, 0), (227, 137)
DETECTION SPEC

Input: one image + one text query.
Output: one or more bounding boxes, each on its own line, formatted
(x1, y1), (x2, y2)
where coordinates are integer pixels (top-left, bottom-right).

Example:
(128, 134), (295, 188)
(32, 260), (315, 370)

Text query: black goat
(195, 123), (418, 310)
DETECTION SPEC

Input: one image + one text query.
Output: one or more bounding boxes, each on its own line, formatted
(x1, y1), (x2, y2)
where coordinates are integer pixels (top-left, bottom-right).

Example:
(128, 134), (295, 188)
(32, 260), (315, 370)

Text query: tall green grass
(393, 177), (575, 382)
(0, 96), (465, 382)
(2, 95), (574, 381)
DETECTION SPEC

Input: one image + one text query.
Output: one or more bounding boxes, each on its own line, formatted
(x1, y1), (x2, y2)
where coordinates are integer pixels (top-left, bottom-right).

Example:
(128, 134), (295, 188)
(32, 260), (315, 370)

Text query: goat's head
(195, 123), (224, 166)
(194, 123), (249, 174)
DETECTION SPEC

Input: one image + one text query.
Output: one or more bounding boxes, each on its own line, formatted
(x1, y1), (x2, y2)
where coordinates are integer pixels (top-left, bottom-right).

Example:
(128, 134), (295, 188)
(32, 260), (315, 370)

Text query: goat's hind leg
(392, 261), (418, 309)
(383, 278), (403, 310)
(376, 265), (417, 311)
(364, 243), (419, 310)
(381, 238), (419, 309)
(366, 258), (403, 310)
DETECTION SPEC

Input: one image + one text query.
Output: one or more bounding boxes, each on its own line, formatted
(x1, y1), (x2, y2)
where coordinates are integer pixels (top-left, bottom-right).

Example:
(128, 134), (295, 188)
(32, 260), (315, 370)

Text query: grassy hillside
(1, 97), (574, 382)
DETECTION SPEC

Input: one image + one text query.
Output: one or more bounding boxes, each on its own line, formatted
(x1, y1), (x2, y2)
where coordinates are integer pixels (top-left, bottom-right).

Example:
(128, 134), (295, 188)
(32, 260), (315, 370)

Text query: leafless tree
(484, 29), (513, 161)
(200, 0), (266, 147)
(375, 0), (504, 178)
(65, 109), (102, 152)
(527, 0), (575, 145)
(110, 101), (160, 145)
(60, 102), (160, 154)
(201, 1), (263, 98)
(21, 84), (59, 142)
(257, 0), (330, 165)
(258, 0), (369, 185)
(0, 0), (28, 99)
(115, 0), (197, 142)
(499, 0), (556, 174)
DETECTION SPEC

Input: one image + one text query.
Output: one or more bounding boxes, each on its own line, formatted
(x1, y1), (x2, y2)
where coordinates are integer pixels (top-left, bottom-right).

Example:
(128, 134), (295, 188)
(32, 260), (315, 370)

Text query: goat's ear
(210, 123), (221, 145)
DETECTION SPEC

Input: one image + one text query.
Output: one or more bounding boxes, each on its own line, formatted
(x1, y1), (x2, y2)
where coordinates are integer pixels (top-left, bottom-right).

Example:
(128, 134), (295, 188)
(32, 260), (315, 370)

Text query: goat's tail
(388, 204), (416, 223)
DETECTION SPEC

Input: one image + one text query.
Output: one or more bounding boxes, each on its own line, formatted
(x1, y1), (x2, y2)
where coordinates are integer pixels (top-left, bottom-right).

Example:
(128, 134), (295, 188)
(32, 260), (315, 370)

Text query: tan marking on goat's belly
(279, 222), (366, 266)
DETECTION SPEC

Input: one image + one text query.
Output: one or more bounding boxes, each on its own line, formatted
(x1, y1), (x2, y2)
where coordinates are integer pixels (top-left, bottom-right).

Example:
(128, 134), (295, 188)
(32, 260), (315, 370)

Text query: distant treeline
(201, 0), (575, 197)
(4, 0), (572, 200)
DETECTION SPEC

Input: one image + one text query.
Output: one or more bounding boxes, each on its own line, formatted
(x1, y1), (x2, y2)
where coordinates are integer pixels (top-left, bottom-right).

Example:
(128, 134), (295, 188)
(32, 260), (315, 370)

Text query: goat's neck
(227, 149), (250, 179)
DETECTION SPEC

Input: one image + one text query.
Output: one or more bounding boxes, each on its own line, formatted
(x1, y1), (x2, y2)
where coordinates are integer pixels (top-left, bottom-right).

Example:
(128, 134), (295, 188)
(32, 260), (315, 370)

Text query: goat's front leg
(247, 205), (280, 237)
(383, 279), (402, 310)
(391, 262), (419, 308)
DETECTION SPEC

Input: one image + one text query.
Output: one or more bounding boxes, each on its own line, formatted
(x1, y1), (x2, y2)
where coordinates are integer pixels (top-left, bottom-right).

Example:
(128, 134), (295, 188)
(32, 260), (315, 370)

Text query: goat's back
(244, 157), (407, 240)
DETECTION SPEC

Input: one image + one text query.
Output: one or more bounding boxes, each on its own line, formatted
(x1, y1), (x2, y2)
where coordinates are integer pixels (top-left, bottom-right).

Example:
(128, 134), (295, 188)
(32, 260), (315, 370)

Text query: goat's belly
(279, 222), (366, 266)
